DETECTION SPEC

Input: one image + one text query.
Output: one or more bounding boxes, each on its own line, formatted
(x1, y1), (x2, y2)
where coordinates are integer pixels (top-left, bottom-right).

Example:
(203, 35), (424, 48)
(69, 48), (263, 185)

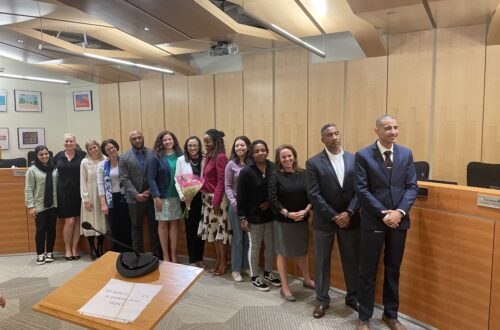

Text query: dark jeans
(107, 193), (133, 253)
(35, 207), (57, 255)
(127, 197), (162, 258)
(358, 228), (407, 321)
(183, 193), (205, 263)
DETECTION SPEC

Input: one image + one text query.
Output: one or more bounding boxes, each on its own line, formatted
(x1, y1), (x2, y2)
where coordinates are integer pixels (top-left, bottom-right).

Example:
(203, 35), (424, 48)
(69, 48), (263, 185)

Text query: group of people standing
(23, 114), (418, 330)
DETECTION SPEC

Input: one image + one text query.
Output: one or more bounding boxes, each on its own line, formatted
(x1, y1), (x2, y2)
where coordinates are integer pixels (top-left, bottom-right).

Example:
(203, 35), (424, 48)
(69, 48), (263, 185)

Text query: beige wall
(100, 24), (498, 185)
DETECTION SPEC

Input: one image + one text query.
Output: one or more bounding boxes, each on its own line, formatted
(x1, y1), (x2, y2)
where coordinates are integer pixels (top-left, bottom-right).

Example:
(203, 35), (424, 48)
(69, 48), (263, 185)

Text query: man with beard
(119, 130), (162, 259)
(306, 123), (361, 319)
(354, 115), (418, 330)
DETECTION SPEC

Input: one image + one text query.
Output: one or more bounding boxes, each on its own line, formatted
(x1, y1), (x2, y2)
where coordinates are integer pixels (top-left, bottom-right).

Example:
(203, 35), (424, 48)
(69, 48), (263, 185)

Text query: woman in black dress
(54, 133), (85, 260)
(268, 144), (314, 301)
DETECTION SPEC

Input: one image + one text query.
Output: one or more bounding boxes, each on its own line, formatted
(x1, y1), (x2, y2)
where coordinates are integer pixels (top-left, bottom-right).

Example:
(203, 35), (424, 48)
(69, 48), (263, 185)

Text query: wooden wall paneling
(274, 48), (309, 164)
(164, 75), (189, 143)
(99, 83), (122, 146)
(345, 56), (388, 152)
(387, 30), (433, 163)
(188, 75), (215, 140)
(307, 61), (345, 158)
(214, 72), (244, 148)
(119, 81), (142, 147)
(402, 208), (494, 330)
(140, 72), (165, 147)
(242, 52), (274, 146)
(490, 222), (500, 330)
(482, 45), (500, 163)
(433, 25), (486, 184)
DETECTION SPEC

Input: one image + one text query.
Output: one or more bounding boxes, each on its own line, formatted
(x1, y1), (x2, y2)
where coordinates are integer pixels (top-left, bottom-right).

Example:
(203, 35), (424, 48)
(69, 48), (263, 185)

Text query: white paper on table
(78, 278), (162, 323)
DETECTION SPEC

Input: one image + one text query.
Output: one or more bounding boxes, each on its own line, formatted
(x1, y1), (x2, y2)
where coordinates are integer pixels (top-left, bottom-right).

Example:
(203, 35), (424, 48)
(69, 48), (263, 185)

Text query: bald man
(119, 130), (162, 259)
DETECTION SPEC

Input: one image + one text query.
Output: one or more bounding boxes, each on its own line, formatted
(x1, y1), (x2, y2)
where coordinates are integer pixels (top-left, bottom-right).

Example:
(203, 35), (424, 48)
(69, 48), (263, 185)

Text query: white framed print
(0, 90), (6, 112)
(15, 90), (42, 112)
(0, 128), (9, 149)
(17, 127), (45, 149)
(73, 90), (93, 111)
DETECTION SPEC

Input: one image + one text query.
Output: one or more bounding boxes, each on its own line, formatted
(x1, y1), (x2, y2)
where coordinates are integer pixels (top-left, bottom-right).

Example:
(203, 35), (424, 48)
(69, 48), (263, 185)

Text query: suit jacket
(306, 149), (360, 232)
(354, 141), (418, 231)
(119, 147), (153, 204)
(147, 153), (172, 199)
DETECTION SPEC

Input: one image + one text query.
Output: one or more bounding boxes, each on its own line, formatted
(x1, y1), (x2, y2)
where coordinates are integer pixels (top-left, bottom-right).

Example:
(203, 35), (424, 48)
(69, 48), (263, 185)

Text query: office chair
(414, 161), (430, 180)
(467, 162), (500, 189)
(0, 157), (27, 168)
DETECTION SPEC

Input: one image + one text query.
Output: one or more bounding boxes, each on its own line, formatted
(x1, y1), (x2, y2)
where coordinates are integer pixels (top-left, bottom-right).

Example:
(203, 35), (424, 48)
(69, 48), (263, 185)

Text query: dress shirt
(325, 147), (345, 188)
(133, 148), (146, 172)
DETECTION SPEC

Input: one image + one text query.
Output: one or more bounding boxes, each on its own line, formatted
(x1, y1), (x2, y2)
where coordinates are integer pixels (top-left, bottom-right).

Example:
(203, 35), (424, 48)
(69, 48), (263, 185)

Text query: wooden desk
(33, 252), (203, 329)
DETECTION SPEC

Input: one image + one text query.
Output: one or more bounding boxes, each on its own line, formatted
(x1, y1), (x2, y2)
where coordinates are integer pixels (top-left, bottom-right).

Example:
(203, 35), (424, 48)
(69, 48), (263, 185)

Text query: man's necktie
(384, 150), (393, 174)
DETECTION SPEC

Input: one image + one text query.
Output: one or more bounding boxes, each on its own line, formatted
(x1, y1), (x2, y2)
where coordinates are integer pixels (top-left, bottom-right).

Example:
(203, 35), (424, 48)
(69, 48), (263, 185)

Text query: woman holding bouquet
(268, 144), (314, 301)
(148, 131), (182, 262)
(199, 129), (230, 275)
(224, 136), (251, 281)
(174, 136), (205, 267)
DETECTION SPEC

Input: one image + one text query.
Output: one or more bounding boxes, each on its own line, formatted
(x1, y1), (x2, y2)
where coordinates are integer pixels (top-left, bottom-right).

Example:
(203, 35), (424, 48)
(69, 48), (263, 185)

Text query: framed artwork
(0, 128), (9, 150)
(0, 90), (6, 112)
(73, 90), (93, 111)
(17, 127), (45, 149)
(14, 90), (42, 112)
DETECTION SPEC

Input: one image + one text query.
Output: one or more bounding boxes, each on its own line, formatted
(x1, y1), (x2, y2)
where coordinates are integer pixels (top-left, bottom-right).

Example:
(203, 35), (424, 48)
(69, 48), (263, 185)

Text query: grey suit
(306, 149), (361, 306)
(119, 147), (161, 257)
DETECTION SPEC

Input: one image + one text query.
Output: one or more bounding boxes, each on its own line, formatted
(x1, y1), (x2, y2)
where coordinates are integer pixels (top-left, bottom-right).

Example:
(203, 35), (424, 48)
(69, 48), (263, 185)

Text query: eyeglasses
(187, 144), (199, 148)
(130, 136), (143, 141)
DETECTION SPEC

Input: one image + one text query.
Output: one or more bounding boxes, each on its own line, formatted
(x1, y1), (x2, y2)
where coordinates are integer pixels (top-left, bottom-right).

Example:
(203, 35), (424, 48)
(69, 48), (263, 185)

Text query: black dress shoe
(313, 304), (329, 319)
(72, 255), (80, 260)
(65, 256), (72, 261)
(346, 300), (360, 312)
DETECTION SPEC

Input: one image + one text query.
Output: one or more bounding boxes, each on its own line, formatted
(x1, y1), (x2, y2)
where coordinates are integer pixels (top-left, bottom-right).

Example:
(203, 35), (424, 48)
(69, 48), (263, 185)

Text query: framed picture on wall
(14, 90), (42, 112)
(73, 90), (93, 111)
(0, 128), (9, 150)
(17, 127), (45, 149)
(0, 90), (6, 112)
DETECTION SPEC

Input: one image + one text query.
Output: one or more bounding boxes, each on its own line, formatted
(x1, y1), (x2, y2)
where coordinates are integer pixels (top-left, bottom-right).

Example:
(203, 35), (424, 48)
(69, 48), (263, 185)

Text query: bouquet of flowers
(175, 174), (205, 219)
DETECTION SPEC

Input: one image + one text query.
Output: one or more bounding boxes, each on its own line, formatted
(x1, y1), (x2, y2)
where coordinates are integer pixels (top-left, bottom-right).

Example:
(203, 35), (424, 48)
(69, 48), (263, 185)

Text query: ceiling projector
(210, 41), (239, 56)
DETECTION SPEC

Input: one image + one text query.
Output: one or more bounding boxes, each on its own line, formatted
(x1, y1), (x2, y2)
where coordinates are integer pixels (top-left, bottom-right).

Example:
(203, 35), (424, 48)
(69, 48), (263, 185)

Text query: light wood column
(243, 52), (274, 145)
(99, 83), (121, 146)
(164, 75), (189, 142)
(188, 75), (215, 140)
(119, 81), (142, 146)
(140, 72), (165, 146)
(215, 72), (243, 147)
(433, 24), (486, 184)
(483, 45), (500, 164)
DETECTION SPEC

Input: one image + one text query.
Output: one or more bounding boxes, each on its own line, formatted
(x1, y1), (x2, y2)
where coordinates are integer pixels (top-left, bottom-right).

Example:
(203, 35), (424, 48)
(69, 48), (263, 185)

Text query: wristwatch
(346, 209), (354, 218)
(239, 216), (247, 222)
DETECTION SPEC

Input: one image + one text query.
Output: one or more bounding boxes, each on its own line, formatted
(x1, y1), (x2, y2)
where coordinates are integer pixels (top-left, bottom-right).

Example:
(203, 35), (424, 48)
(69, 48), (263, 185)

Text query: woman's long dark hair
(230, 135), (251, 164)
(205, 129), (225, 160)
(183, 136), (203, 162)
(34, 145), (53, 169)
(153, 131), (182, 157)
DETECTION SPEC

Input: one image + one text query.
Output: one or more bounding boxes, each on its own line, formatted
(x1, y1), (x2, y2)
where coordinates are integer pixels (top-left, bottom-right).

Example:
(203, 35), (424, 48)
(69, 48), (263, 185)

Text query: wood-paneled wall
(100, 24), (499, 184)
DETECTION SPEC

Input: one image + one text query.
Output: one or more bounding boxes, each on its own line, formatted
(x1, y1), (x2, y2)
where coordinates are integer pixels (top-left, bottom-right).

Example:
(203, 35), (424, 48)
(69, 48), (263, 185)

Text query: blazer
(306, 149), (360, 232)
(147, 153), (172, 199)
(119, 147), (153, 204)
(174, 155), (205, 200)
(354, 141), (418, 231)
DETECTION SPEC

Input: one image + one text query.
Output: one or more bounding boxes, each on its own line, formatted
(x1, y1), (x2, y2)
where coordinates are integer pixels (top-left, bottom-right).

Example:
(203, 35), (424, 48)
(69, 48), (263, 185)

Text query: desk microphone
(81, 221), (159, 278)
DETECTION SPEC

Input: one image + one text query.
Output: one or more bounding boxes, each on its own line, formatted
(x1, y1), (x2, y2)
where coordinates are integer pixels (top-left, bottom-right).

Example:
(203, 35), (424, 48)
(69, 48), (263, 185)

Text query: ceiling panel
(355, 4), (432, 33)
(429, 0), (499, 28)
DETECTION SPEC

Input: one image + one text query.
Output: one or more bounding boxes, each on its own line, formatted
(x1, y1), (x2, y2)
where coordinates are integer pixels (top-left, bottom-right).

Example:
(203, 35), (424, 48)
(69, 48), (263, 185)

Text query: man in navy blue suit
(354, 115), (418, 330)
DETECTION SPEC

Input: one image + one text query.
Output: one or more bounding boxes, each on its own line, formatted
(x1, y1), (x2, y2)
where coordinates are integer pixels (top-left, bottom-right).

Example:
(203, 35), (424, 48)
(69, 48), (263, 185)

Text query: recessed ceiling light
(17, 39), (24, 43)
(144, 27), (151, 31)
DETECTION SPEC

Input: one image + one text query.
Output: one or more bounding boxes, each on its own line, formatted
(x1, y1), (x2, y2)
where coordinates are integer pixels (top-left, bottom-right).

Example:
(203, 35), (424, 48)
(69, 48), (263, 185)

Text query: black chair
(0, 158), (27, 168)
(414, 161), (430, 180)
(27, 150), (53, 166)
(467, 162), (500, 189)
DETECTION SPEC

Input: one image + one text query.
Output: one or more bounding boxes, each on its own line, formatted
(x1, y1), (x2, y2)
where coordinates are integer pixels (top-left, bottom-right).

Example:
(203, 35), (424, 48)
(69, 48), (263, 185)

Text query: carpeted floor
(0, 253), (430, 330)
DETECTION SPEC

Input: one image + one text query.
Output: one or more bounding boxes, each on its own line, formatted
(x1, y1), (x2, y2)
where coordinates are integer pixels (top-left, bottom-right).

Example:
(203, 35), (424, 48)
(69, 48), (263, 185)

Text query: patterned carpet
(0, 254), (430, 330)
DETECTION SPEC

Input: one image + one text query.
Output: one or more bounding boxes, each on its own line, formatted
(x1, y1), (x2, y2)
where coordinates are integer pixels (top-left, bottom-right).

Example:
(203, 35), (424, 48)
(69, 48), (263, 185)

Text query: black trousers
(183, 193), (204, 263)
(107, 193), (133, 253)
(358, 228), (407, 321)
(313, 228), (360, 305)
(35, 207), (57, 255)
(127, 197), (162, 259)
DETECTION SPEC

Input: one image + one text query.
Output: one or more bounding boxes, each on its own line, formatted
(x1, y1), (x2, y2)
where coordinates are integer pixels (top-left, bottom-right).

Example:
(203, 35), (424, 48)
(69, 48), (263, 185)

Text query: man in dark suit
(354, 115), (418, 330)
(119, 130), (162, 259)
(306, 123), (361, 319)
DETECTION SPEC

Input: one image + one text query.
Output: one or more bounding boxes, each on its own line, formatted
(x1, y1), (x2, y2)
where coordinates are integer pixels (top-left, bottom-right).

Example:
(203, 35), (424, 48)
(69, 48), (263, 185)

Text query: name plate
(13, 170), (27, 176)
(477, 194), (500, 210)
